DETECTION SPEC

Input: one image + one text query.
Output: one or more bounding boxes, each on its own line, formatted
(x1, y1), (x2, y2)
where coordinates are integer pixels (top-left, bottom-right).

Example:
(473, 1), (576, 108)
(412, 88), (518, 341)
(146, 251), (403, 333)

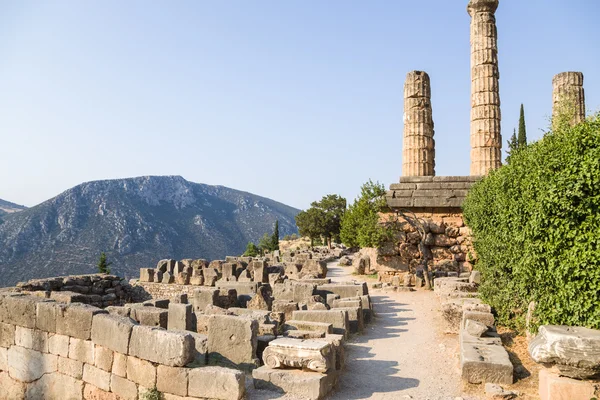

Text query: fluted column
(402, 71), (435, 177)
(552, 72), (585, 127)
(468, 0), (501, 176)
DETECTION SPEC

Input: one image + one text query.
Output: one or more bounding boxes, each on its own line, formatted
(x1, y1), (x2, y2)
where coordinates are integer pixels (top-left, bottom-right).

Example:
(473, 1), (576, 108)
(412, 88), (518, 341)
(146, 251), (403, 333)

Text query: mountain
(0, 176), (299, 287)
(0, 198), (26, 218)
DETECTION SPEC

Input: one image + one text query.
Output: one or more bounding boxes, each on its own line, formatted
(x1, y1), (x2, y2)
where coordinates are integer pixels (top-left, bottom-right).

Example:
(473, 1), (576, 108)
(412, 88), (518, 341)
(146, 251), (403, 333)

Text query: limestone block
(94, 345), (114, 372)
(469, 270), (482, 284)
(0, 371), (26, 399)
(263, 338), (333, 373)
(539, 367), (597, 400)
(36, 301), (63, 333)
(462, 310), (495, 329)
(168, 303), (193, 331)
(83, 383), (117, 400)
(83, 363), (112, 392)
(461, 337), (512, 384)
(284, 320), (333, 335)
(0, 322), (16, 349)
(15, 326), (48, 352)
(129, 325), (195, 367)
(272, 300), (299, 322)
(57, 303), (108, 340)
(69, 337), (95, 364)
(157, 365), (188, 397)
(48, 333), (70, 357)
(25, 372), (83, 400)
(8, 346), (57, 382)
(1, 295), (47, 329)
(91, 313), (136, 354)
(126, 356), (156, 388)
(105, 305), (131, 317)
(247, 286), (272, 311)
(335, 306), (363, 333)
(465, 319), (488, 337)
(0, 346), (7, 371)
(252, 366), (337, 400)
(188, 366), (245, 400)
(292, 310), (349, 337)
(157, 259), (175, 273)
(110, 374), (138, 400)
(134, 307), (168, 328)
(207, 314), (259, 369)
(58, 356), (84, 379)
(111, 352), (127, 377)
(316, 283), (366, 299)
(139, 268), (154, 282)
(529, 325), (600, 379)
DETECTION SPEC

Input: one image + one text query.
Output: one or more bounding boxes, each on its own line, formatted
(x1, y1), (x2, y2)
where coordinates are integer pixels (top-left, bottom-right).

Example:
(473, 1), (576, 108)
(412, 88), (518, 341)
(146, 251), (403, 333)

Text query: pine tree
(506, 129), (518, 161)
(271, 220), (280, 251)
(518, 104), (527, 148)
(243, 242), (259, 257)
(97, 252), (112, 274)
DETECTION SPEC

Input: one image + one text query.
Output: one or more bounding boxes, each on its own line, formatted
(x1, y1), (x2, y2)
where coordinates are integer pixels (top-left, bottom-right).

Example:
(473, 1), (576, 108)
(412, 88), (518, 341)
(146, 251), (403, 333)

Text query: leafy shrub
(243, 242), (259, 257)
(463, 114), (600, 330)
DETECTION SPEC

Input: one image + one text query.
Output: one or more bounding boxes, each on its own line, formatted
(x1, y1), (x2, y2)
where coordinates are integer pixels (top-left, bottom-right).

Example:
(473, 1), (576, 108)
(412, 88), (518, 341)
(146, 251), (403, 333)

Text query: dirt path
(328, 261), (477, 400)
(248, 261), (478, 400)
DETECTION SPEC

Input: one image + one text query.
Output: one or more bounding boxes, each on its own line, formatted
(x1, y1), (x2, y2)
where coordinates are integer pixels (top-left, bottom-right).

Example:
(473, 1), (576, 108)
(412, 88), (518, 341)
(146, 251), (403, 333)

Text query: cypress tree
(97, 252), (112, 274)
(271, 220), (280, 251)
(518, 104), (527, 148)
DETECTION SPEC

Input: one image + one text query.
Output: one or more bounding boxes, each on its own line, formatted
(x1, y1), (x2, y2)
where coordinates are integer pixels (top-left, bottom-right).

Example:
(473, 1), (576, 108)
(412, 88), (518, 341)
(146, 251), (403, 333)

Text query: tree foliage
(295, 194), (346, 246)
(243, 242), (259, 257)
(463, 114), (600, 330)
(97, 252), (112, 274)
(271, 220), (280, 251)
(518, 103), (527, 148)
(340, 180), (391, 248)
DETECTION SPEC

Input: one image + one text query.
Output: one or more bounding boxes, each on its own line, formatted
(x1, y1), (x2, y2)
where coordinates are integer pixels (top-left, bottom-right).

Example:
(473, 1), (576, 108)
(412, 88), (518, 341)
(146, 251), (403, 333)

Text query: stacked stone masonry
(468, 0), (502, 176)
(402, 71), (435, 177)
(552, 71), (586, 127)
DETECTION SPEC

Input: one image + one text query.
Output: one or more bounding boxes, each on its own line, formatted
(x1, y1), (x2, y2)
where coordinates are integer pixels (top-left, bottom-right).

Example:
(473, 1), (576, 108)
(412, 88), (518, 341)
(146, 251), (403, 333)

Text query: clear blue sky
(1, 1), (599, 210)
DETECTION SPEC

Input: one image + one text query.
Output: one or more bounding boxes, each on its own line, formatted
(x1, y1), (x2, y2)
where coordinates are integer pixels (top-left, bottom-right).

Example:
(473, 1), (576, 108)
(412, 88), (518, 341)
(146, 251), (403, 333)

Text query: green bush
(463, 114), (600, 331)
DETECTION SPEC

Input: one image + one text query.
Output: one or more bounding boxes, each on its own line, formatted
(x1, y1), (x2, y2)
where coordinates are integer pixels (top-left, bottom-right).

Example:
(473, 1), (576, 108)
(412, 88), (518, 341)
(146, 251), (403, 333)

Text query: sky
(1, 1), (599, 211)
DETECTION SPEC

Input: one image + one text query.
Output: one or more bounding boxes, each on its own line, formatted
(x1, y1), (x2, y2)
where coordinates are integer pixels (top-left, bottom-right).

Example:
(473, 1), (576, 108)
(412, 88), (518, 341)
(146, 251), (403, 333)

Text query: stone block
(94, 345), (114, 372)
(110, 374), (137, 400)
(263, 338), (333, 372)
(139, 268), (154, 282)
(188, 366), (245, 400)
(465, 319), (488, 337)
(0, 346), (7, 371)
(0, 322), (15, 347)
(126, 356), (156, 388)
(58, 356), (84, 379)
(57, 303), (108, 340)
(1, 295), (47, 329)
(461, 337), (513, 384)
(105, 305), (131, 317)
(168, 303), (193, 331)
(284, 320), (333, 335)
(83, 363), (111, 392)
(48, 333), (70, 357)
(207, 315), (259, 369)
(157, 365), (188, 397)
(292, 310), (349, 336)
(0, 371), (26, 399)
(8, 346), (57, 382)
(539, 367), (597, 400)
(91, 313), (136, 354)
(83, 383), (117, 399)
(143, 298), (170, 309)
(15, 326), (48, 352)
(69, 337), (95, 364)
(129, 325), (195, 367)
(192, 289), (219, 313)
(334, 306), (363, 333)
(462, 310), (495, 329)
(111, 352), (127, 377)
(316, 283), (367, 299)
(252, 366), (337, 400)
(25, 372), (83, 400)
(134, 307), (168, 328)
(216, 281), (258, 295)
(469, 270), (481, 284)
(36, 301), (62, 333)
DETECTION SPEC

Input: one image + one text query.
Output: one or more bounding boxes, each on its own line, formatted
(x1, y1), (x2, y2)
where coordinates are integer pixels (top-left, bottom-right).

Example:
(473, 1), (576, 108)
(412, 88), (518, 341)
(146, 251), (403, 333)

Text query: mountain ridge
(0, 175), (299, 287)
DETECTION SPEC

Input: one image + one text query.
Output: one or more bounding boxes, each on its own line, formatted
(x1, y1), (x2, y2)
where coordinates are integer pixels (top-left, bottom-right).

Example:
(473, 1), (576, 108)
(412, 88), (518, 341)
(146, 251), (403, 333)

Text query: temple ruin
(552, 71), (586, 127)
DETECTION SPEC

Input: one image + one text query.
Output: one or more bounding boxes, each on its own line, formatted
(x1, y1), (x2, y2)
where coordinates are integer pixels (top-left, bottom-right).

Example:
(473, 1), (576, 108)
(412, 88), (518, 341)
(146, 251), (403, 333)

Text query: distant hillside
(0, 176), (299, 287)
(0, 198), (26, 218)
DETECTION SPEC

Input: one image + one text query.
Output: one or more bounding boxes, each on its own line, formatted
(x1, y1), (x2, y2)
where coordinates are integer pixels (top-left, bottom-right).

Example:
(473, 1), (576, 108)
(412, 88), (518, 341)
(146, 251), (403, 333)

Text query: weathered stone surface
(91, 313), (135, 354)
(272, 300), (299, 322)
(140, 268), (154, 282)
(15, 326), (48, 352)
(461, 334), (513, 384)
(58, 356), (84, 379)
(83, 363), (111, 392)
(252, 366), (337, 400)
(126, 356), (156, 387)
(539, 366), (597, 400)
(316, 283), (366, 299)
(110, 374), (138, 400)
(292, 310), (349, 336)
(207, 315), (259, 369)
(8, 346), (57, 382)
(285, 320), (333, 335)
(69, 337), (95, 364)
(157, 365), (188, 397)
(0, 347), (8, 373)
(134, 307), (168, 328)
(263, 338), (333, 373)
(462, 310), (495, 329)
(36, 301), (62, 333)
(48, 333), (70, 357)
(188, 366), (245, 400)
(168, 303), (193, 331)
(247, 286), (272, 311)
(0, 322), (15, 347)
(129, 325), (195, 367)
(83, 383), (118, 400)
(1, 295), (47, 329)
(94, 345), (114, 372)
(0, 371), (26, 399)
(24, 372), (83, 400)
(465, 319), (488, 337)
(529, 325), (600, 379)
(552, 72), (586, 127)
(57, 303), (108, 340)
(192, 289), (219, 313)
(111, 352), (127, 377)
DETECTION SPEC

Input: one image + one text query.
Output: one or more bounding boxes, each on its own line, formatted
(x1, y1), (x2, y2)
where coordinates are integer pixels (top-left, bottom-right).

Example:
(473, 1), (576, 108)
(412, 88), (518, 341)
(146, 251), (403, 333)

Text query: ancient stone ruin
(1, 247), (371, 400)
(552, 71), (586, 127)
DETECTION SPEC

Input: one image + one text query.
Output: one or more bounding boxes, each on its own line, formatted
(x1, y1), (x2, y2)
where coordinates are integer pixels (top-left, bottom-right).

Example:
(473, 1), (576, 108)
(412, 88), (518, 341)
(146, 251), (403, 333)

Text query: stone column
(402, 71), (435, 177)
(468, 0), (501, 176)
(552, 72), (585, 127)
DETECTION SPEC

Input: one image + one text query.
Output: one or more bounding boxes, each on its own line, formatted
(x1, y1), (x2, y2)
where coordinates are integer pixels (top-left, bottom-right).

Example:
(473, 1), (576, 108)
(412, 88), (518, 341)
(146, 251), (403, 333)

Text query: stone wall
(0, 292), (245, 400)
(130, 281), (201, 303)
(14, 274), (132, 308)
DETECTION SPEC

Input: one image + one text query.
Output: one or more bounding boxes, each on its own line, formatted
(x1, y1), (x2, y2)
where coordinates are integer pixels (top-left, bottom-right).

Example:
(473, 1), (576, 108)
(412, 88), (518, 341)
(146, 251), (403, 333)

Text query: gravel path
(248, 261), (479, 400)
